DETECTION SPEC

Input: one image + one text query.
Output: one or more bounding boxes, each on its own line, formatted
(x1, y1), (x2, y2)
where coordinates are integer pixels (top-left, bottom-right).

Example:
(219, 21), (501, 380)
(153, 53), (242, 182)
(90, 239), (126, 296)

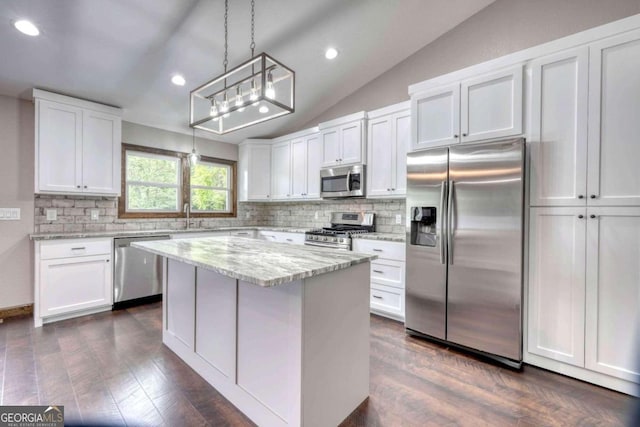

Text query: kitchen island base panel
(162, 258), (370, 427)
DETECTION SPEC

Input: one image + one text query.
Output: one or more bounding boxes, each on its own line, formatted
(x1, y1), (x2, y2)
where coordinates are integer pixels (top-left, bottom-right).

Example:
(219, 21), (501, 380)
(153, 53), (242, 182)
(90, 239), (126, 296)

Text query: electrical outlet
(46, 209), (57, 221)
(245, 211), (250, 219)
(314, 211), (319, 220)
(90, 209), (99, 220)
(0, 208), (21, 221)
(395, 214), (402, 225)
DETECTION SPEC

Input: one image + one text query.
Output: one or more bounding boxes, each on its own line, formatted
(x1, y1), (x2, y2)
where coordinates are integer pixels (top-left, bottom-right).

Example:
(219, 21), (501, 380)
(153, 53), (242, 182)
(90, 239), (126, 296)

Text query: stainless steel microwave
(320, 164), (366, 198)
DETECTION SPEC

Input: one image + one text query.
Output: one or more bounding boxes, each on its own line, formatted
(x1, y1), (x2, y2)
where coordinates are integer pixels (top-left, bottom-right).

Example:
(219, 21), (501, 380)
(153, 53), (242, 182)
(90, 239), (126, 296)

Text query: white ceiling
(0, 0), (494, 144)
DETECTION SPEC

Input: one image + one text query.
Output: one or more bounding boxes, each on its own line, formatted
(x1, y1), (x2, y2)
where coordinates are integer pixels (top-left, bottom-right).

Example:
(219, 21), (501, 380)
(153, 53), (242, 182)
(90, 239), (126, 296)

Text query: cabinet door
(247, 145), (271, 200)
(271, 141), (292, 200)
(587, 30), (640, 206)
(411, 83), (460, 151)
(340, 121), (363, 165)
(527, 207), (586, 367)
(40, 255), (112, 317)
(305, 134), (322, 199)
(290, 138), (307, 198)
(461, 65), (523, 143)
(82, 110), (121, 194)
(37, 100), (83, 193)
(367, 116), (394, 197)
(529, 48), (588, 207)
(321, 128), (340, 167)
(393, 111), (410, 195)
(585, 207), (640, 382)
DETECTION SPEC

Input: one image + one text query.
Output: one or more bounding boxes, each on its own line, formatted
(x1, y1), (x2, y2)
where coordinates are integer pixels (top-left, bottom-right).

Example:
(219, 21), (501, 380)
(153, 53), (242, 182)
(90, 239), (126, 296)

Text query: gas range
(304, 212), (375, 250)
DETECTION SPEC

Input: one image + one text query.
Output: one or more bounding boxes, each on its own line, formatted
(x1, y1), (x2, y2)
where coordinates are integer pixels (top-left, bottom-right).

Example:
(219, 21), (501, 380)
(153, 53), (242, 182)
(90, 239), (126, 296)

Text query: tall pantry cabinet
(526, 29), (640, 391)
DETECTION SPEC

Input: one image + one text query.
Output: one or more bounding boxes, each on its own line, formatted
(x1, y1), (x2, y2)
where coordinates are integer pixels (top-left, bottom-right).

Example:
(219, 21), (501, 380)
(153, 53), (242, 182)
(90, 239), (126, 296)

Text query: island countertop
(132, 236), (377, 287)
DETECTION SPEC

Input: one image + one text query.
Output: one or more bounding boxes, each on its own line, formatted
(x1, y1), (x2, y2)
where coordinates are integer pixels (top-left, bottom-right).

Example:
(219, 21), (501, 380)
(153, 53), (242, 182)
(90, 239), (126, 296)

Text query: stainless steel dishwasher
(113, 235), (170, 309)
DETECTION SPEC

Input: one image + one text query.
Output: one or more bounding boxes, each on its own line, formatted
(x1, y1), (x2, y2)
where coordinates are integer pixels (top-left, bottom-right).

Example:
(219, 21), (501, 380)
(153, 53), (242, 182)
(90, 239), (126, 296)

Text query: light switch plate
(395, 214), (402, 224)
(245, 211), (250, 219)
(90, 209), (99, 220)
(0, 208), (21, 220)
(46, 209), (57, 221)
(314, 211), (319, 220)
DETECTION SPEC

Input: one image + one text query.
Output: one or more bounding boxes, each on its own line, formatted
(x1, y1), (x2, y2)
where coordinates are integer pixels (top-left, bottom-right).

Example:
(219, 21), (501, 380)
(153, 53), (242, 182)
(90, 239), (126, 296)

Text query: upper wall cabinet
(529, 47), (589, 207)
(319, 111), (367, 167)
(411, 65), (523, 151)
(271, 140), (292, 200)
(587, 30), (640, 207)
(34, 89), (122, 195)
(238, 140), (272, 201)
(367, 101), (410, 198)
(290, 131), (322, 200)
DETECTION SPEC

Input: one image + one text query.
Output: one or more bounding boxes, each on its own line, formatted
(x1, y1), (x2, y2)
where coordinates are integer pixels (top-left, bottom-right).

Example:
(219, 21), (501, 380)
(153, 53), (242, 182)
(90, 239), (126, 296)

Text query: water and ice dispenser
(410, 206), (437, 247)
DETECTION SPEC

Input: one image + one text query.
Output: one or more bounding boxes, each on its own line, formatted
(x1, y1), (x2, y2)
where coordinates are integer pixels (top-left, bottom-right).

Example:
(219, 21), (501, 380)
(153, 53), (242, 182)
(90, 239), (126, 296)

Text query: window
(119, 144), (237, 218)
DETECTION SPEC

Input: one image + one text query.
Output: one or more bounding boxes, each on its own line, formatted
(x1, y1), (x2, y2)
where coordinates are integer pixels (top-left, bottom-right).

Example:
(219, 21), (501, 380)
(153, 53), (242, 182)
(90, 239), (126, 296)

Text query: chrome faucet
(183, 202), (191, 229)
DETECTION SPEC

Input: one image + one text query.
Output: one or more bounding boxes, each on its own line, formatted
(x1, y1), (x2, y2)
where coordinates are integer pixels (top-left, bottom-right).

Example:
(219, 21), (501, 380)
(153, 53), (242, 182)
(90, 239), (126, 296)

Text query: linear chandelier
(189, 0), (295, 135)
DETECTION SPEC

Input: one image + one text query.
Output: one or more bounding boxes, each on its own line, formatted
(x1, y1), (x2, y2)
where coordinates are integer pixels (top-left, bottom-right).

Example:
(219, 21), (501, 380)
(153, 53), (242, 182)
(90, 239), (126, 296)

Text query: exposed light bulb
(259, 105), (269, 114)
(189, 149), (200, 166)
(14, 20), (40, 36)
(220, 92), (229, 113)
(209, 99), (218, 116)
(235, 85), (244, 108)
(265, 71), (275, 99)
(223, 113), (230, 118)
(249, 79), (259, 101)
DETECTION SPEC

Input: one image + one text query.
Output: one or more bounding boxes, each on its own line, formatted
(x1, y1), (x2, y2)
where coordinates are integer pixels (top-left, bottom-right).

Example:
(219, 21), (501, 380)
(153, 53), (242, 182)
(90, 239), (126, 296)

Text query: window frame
(118, 143), (237, 219)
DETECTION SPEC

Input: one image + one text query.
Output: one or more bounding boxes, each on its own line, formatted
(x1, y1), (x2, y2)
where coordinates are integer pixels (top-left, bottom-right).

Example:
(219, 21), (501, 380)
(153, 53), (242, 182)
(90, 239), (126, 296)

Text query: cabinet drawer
(371, 261), (403, 287)
(353, 239), (405, 261)
(40, 238), (112, 260)
(370, 285), (403, 314)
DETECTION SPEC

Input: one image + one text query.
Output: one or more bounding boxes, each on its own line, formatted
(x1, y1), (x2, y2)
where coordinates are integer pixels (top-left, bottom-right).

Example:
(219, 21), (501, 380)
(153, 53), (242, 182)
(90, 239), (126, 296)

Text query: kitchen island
(132, 236), (376, 427)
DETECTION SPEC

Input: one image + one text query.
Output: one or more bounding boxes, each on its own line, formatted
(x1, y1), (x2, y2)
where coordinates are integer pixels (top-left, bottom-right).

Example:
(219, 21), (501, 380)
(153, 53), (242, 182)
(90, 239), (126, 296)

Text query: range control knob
(323, 237), (328, 241)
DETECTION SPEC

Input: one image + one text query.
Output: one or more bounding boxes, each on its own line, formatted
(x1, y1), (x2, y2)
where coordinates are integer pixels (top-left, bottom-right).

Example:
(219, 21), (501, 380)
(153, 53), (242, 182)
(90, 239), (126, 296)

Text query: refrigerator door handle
(447, 180), (455, 265)
(439, 180), (447, 264)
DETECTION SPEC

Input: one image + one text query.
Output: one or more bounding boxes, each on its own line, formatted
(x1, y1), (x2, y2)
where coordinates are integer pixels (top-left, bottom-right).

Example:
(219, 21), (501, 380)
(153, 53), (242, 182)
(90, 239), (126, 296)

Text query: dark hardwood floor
(0, 303), (635, 426)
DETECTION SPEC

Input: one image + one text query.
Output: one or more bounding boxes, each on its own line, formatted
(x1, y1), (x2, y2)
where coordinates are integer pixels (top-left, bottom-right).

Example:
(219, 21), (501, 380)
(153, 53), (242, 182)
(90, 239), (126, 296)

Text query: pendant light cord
(250, 0), (255, 57)
(223, 0), (229, 72)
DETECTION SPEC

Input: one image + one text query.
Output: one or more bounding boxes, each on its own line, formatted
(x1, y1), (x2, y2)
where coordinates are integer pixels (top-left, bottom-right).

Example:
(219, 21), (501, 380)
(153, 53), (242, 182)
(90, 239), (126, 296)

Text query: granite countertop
(132, 236), (377, 287)
(29, 226), (311, 241)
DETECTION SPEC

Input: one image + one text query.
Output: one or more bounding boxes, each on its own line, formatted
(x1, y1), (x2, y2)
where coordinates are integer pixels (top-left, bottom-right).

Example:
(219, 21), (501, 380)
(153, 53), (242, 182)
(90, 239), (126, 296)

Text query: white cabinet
(34, 89), (122, 196)
(527, 207), (640, 385)
(258, 231), (305, 245)
(352, 239), (406, 321)
(587, 30), (640, 206)
(171, 231), (230, 239)
(271, 140), (292, 199)
(290, 131), (322, 199)
(319, 112), (367, 167)
(238, 140), (272, 201)
(585, 207), (640, 383)
(529, 48), (589, 207)
(411, 65), (523, 151)
(34, 238), (113, 327)
(367, 102), (410, 198)
(527, 207), (586, 367)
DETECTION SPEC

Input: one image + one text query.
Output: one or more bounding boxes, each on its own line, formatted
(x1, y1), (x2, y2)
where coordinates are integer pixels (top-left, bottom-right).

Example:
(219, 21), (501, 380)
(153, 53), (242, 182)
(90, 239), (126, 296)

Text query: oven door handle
(346, 170), (352, 192)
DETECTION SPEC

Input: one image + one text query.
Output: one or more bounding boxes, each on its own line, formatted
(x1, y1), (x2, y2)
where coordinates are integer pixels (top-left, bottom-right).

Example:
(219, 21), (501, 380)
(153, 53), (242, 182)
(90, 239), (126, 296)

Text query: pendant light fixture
(189, 128), (200, 166)
(189, 0), (295, 134)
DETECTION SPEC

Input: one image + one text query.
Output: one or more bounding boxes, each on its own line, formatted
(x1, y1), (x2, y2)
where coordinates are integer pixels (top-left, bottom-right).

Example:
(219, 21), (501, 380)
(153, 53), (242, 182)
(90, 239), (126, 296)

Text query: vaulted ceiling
(0, 0), (494, 143)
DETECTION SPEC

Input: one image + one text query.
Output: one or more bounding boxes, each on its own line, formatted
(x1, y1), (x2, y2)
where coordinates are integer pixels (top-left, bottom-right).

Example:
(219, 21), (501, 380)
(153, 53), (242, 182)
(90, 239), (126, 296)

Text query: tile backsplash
(34, 195), (406, 234)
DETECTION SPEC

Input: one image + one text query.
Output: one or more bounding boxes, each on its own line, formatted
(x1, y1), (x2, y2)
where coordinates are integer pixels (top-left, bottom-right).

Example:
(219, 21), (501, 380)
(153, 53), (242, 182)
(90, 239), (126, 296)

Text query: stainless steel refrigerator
(405, 138), (525, 368)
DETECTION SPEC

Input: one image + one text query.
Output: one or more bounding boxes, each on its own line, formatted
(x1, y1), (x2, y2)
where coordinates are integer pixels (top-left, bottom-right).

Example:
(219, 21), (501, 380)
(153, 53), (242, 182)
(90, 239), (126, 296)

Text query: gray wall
(306, 0), (640, 125)
(0, 96), (35, 310)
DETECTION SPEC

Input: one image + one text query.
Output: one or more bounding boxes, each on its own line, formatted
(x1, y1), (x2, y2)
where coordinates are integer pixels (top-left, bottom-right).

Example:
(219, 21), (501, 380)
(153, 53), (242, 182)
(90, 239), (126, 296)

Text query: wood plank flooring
(0, 303), (635, 426)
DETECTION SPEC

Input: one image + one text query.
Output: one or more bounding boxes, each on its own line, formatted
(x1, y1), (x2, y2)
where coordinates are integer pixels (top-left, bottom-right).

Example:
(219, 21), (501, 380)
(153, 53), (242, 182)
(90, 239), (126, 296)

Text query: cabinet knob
(590, 214), (597, 219)
(106, 259), (110, 263)
(590, 194), (597, 199)
(462, 133), (467, 137)
(578, 215), (584, 219)
(77, 185), (81, 189)
(287, 194), (290, 197)
(84, 185), (88, 189)
(391, 188), (395, 191)
(454, 134), (459, 138)
(387, 188), (391, 191)
(578, 195), (584, 199)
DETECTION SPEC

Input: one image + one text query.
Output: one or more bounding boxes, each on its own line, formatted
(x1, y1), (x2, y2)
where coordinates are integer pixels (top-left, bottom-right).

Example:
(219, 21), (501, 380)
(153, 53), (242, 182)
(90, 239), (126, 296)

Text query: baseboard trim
(0, 304), (34, 320)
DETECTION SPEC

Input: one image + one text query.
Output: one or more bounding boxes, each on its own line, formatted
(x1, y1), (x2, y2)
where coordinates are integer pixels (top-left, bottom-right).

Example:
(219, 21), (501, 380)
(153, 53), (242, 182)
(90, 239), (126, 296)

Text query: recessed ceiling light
(171, 74), (186, 86)
(259, 105), (269, 114)
(14, 20), (40, 36)
(325, 47), (338, 60)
